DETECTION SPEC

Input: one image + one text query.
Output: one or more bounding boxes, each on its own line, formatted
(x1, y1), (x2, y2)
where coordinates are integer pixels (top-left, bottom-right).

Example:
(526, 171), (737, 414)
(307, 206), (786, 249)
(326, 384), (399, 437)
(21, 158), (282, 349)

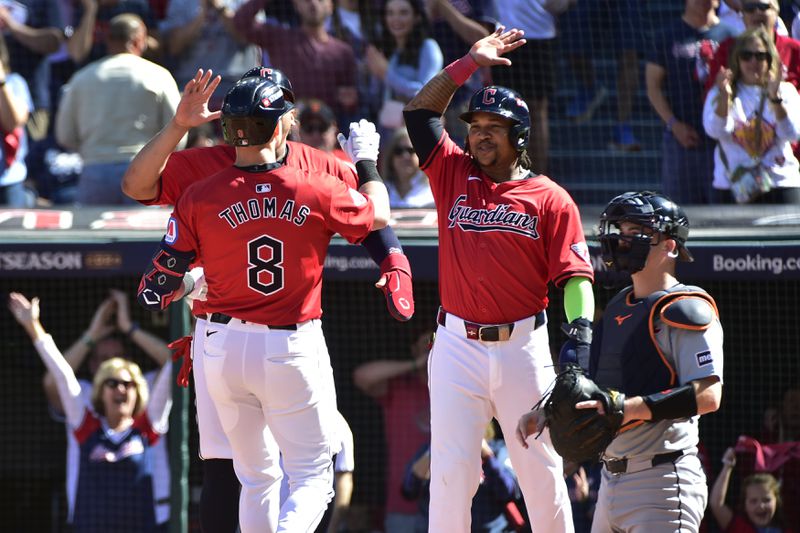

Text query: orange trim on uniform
(648, 293), (679, 387)
(624, 291), (638, 307)
(619, 419), (645, 434)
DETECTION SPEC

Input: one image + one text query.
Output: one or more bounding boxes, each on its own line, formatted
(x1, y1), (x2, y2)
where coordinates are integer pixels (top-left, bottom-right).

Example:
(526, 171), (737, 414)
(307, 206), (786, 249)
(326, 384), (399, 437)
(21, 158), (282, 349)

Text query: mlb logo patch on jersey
(256, 183), (272, 193)
(165, 217), (178, 245)
(696, 350), (713, 367)
(570, 242), (591, 265)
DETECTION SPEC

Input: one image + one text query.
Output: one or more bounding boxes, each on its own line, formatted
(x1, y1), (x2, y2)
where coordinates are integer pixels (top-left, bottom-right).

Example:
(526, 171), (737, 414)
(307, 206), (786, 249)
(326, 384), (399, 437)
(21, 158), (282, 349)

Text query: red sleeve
(324, 150), (358, 189)
(706, 40), (731, 95)
(133, 412), (160, 445)
(142, 146), (235, 206)
(777, 36), (800, 91)
(166, 188), (201, 254)
(318, 172), (374, 243)
(417, 131), (471, 194)
(73, 410), (101, 444)
(545, 192), (594, 288)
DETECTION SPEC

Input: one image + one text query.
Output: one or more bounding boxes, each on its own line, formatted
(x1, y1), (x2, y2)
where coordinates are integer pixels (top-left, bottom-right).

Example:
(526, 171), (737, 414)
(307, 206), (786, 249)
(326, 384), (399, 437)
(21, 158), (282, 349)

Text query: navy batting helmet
(240, 66), (295, 104)
(221, 78), (290, 147)
(460, 86), (530, 151)
(598, 191), (693, 274)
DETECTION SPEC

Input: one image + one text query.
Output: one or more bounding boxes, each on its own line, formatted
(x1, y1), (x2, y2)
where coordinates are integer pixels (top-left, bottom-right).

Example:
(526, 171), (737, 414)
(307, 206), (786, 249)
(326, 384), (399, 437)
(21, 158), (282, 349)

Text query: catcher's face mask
(598, 220), (654, 274)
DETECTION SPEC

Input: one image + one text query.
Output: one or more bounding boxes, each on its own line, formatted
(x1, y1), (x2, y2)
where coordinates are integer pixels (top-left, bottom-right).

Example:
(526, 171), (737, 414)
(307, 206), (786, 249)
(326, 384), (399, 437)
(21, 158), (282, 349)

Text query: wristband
(666, 117), (677, 131)
(355, 160), (383, 187)
(769, 96), (783, 104)
(444, 54), (479, 86)
(126, 322), (140, 337)
(82, 334), (96, 349)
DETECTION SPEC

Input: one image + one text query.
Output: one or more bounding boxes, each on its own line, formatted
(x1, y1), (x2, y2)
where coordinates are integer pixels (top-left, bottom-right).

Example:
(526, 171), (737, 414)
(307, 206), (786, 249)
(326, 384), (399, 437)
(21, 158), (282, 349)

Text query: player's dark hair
(518, 148), (532, 171)
(378, 0), (431, 67)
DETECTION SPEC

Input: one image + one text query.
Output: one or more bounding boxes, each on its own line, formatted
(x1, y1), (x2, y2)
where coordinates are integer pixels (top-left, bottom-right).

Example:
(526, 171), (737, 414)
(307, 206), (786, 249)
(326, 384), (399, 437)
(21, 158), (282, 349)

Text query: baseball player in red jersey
(122, 68), (412, 533)
(403, 28), (596, 532)
(137, 78), (390, 532)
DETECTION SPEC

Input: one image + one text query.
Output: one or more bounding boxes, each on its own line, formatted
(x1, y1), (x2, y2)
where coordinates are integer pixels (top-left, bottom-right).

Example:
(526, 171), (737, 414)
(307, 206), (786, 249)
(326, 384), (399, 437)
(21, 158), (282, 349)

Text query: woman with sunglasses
(8, 292), (172, 533)
(381, 127), (434, 207)
(703, 27), (800, 203)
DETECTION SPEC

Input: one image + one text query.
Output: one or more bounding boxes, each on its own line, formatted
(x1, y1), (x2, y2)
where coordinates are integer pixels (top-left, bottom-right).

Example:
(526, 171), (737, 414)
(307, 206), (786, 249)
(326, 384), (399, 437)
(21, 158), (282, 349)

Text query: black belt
(603, 450), (684, 475)
(436, 307), (545, 342)
(208, 312), (297, 330)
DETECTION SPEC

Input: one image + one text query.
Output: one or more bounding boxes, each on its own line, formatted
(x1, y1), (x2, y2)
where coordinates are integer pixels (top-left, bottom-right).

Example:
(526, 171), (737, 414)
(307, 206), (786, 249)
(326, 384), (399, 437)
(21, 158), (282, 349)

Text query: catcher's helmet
(598, 191), (693, 274)
(221, 78), (290, 147)
(240, 66), (295, 104)
(460, 85), (530, 151)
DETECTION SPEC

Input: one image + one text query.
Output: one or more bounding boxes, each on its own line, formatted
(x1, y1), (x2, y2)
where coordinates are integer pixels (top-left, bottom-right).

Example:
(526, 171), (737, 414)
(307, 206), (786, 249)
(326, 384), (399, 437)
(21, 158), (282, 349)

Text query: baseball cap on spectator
(298, 99), (337, 134)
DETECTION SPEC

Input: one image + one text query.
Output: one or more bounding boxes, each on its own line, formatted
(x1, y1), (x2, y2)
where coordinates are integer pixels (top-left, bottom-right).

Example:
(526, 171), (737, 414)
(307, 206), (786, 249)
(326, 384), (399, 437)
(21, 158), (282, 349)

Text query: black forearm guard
(138, 241), (195, 311)
(355, 160), (383, 188)
(642, 384), (698, 422)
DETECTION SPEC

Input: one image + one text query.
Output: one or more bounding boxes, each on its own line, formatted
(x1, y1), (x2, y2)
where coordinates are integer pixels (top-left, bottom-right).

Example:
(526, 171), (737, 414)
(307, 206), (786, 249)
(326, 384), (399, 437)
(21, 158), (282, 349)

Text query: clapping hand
(109, 289), (134, 334)
(9, 292), (39, 329)
(716, 67), (733, 100)
(767, 66), (783, 101)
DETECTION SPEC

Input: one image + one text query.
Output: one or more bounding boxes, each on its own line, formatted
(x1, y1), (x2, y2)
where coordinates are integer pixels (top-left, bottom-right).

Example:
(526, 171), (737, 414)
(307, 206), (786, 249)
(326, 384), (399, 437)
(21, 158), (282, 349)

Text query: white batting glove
(337, 119), (380, 163)
(183, 267), (207, 308)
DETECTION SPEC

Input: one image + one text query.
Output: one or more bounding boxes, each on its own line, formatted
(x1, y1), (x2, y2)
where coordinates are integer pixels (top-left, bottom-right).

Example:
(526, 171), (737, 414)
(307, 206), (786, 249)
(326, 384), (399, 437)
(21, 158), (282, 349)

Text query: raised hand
(337, 119), (380, 163)
(174, 69), (223, 130)
(87, 297), (116, 340)
(716, 67), (733, 99)
(9, 292), (40, 329)
(468, 26), (526, 68)
(767, 66), (783, 100)
(109, 289), (133, 333)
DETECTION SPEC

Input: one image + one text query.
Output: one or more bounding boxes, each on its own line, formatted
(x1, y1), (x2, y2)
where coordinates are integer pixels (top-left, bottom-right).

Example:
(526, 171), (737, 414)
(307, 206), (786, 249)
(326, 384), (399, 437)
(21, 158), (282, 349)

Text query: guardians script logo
(447, 195), (539, 239)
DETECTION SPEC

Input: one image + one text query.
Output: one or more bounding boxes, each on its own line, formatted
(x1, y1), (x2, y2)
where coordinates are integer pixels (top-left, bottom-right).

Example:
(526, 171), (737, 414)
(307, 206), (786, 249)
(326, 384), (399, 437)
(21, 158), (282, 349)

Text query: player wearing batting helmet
(138, 78), (390, 532)
(520, 190), (723, 533)
(402, 28), (595, 532)
(121, 67), (413, 532)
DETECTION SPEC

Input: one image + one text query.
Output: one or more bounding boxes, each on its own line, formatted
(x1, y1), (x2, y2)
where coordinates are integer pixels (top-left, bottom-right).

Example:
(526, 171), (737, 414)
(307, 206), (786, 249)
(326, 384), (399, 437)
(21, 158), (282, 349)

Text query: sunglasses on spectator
(742, 3), (772, 13)
(393, 146), (416, 156)
(104, 378), (135, 390)
(301, 123), (330, 134)
(739, 50), (771, 62)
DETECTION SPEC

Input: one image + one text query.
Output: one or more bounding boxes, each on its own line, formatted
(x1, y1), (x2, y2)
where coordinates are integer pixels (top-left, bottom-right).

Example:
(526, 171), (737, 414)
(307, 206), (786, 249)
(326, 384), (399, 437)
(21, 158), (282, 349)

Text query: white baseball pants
(428, 311), (574, 533)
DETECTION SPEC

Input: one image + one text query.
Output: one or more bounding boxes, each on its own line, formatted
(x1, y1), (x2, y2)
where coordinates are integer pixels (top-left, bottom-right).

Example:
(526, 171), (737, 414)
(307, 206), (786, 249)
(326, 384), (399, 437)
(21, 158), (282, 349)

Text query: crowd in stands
(2, 0), (800, 207)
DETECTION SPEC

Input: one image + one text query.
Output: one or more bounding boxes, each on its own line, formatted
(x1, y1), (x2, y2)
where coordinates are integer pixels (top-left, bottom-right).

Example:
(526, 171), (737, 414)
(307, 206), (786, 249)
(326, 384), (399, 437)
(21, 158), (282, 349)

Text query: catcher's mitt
(538, 364), (625, 463)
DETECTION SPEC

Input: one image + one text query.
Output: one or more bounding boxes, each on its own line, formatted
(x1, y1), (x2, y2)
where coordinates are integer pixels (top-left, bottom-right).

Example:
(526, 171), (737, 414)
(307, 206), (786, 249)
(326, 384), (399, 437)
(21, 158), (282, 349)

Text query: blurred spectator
(0, 32), (35, 206)
(365, 0), (442, 132)
(761, 383), (800, 443)
(707, 0), (800, 94)
(186, 121), (220, 148)
(36, 290), (173, 529)
(326, 0), (383, 120)
(55, 13), (181, 205)
(71, 0), (161, 64)
(718, 0), (789, 35)
(703, 27), (800, 204)
(561, 1), (643, 151)
(8, 292), (173, 533)
(296, 97), (350, 160)
(566, 463), (600, 533)
(0, 0), (62, 139)
(645, 0), (737, 204)
(380, 127), (433, 207)
(490, 0), (554, 173)
(424, 0), (493, 144)
(710, 447), (796, 532)
(160, 0), (260, 106)
(234, 0), (359, 120)
(353, 330), (432, 533)
(401, 422), (520, 533)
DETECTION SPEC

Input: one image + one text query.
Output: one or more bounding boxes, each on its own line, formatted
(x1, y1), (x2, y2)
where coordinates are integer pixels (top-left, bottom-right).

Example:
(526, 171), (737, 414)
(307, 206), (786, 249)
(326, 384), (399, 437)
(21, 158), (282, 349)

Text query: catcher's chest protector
(592, 284), (711, 397)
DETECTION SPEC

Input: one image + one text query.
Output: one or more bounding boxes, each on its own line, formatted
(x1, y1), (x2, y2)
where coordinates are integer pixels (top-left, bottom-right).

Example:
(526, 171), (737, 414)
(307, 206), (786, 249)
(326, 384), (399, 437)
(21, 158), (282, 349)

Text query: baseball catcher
(526, 364), (625, 464)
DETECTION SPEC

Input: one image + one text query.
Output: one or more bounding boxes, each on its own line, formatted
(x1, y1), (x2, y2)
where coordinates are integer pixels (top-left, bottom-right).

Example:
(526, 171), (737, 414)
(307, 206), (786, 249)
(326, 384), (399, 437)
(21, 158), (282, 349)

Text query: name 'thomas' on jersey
(166, 164), (374, 325)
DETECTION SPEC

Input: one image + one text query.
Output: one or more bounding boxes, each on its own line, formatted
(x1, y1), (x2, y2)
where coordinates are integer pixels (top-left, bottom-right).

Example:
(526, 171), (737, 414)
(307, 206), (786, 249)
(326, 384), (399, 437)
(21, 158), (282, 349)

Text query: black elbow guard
(138, 242), (195, 311)
(642, 384), (698, 422)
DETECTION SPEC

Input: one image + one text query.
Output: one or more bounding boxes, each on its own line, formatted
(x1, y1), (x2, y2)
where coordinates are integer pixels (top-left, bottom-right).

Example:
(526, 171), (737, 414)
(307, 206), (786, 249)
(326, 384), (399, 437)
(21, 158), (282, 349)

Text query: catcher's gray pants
(591, 453), (707, 533)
